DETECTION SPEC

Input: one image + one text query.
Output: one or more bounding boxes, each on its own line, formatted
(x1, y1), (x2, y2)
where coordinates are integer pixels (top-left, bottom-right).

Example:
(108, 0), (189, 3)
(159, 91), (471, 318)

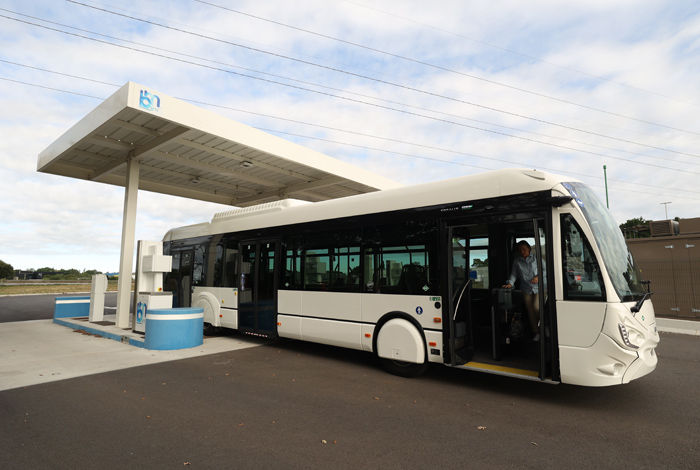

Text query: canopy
(38, 82), (401, 207)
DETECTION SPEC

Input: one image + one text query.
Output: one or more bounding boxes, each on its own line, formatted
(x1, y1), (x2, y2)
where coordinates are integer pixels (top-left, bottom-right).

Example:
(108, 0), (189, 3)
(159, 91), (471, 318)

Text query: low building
(627, 218), (700, 320)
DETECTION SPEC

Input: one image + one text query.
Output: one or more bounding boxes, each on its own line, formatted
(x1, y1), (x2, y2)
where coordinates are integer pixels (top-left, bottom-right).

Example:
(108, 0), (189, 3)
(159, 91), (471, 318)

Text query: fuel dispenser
(133, 240), (173, 333)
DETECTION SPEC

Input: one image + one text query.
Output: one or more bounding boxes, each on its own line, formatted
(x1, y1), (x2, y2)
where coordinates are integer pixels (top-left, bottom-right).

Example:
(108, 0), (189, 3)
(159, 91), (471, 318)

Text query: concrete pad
(0, 319), (265, 391)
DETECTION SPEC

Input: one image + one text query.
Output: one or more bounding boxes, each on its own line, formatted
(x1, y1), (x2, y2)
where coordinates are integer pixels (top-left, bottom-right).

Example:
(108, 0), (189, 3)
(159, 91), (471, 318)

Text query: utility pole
(660, 201), (671, 220)
(603, 165), (609, 209)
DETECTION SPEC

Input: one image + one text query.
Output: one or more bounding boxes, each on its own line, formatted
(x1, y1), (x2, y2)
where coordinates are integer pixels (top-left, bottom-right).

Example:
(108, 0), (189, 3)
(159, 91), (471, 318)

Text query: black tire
(379, 357), (429, 378)
(203, 322), (216, 336)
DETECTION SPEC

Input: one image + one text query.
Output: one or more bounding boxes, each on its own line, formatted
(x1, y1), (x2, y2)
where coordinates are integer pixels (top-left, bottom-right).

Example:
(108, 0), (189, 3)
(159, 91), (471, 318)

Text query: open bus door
(446, 225), (474, 366)
(489, 217), (556, 382)
(444, 215), (558, 382)
(238, 240), (278, 337)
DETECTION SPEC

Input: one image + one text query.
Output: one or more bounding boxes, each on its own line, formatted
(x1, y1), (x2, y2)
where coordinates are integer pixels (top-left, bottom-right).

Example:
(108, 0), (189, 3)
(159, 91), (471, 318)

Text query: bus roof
(163, 168), (575, 241)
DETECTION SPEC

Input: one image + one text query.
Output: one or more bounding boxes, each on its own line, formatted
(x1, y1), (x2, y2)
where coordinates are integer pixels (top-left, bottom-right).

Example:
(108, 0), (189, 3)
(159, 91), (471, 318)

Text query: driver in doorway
(503, 240), (542, 341)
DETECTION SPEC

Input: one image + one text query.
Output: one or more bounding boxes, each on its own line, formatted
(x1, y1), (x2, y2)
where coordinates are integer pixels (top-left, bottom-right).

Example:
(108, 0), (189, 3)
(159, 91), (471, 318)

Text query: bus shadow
(425, 360), (650, 409)
(254, 338), (649, 410)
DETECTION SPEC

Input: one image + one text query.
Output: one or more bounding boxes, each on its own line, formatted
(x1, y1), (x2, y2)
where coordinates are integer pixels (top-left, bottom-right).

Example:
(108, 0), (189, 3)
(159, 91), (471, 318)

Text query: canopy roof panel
(38, 82), (402, 207)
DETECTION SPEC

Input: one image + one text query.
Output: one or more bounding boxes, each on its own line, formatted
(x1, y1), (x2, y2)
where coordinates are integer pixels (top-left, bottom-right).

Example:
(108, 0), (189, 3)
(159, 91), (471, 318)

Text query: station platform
(0, 314), (269, 392)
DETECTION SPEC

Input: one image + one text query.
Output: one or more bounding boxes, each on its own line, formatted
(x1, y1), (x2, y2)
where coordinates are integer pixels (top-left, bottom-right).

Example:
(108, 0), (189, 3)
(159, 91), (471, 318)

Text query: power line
(344, 0), (700, 109)
(4, 73), (699, 202)
(20, 5), (692, 163)
(4, 53), (697, 170)
(66, 0), (700, 139)
(0, 76), (104, 99)
(256, 128), (700, 202)
(4, 57), (687, 177)
(3, 12), (700, 175)
(61, 1), (696, 146)
(0, 59), (120, 87)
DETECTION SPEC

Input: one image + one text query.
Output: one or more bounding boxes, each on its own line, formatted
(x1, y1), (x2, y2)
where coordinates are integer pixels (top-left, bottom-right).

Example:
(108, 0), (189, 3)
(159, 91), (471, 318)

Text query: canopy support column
(115, 155), (140, 328)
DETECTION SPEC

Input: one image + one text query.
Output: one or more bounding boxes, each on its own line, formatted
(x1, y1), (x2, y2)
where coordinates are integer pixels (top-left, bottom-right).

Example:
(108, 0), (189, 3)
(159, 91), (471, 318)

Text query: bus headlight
(618, 324), (640, 350)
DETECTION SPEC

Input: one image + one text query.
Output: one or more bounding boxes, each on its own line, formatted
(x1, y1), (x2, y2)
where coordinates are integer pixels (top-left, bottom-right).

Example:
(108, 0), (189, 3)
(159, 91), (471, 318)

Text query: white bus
(162, 168), (659, 386)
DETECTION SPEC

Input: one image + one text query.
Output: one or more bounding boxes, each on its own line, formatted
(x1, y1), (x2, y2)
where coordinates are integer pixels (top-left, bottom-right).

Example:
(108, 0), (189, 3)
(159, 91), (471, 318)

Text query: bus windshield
(562, 182), (646, 302)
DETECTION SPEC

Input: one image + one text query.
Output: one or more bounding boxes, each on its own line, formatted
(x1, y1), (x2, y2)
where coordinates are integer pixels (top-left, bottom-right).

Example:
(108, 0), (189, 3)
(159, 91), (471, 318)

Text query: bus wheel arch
(374, 313), (429, 378)
(192, 291), (220, 335)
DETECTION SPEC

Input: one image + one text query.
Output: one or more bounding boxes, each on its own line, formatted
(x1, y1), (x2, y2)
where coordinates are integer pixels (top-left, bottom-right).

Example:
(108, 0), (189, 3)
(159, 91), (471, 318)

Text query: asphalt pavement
(1, 294), (699, 469)
(2, 332), (699, 469)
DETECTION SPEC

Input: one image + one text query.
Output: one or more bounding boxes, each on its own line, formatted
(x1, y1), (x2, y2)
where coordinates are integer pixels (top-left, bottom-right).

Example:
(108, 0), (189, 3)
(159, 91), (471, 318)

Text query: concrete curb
(657, 318), (700, 336)
(53, 317), (129, 343)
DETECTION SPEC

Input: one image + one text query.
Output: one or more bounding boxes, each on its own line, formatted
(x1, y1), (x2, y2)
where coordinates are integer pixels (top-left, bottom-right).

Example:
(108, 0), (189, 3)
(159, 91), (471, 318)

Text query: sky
(1, 0), (700, 273)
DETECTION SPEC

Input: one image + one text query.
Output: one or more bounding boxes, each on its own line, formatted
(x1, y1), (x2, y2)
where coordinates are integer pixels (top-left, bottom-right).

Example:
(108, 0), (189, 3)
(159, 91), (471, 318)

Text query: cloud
(1, 0), (699, 272)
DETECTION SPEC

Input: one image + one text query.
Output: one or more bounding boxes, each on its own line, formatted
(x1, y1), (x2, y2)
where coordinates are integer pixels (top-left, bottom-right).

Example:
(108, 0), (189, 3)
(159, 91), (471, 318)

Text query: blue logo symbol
(136, 302), (146, 324)
(139, 90), (160, 112)
(416, 306), (423, 315)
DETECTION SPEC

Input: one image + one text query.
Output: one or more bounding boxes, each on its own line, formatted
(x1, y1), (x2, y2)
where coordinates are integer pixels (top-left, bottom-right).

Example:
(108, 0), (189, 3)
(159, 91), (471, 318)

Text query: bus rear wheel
(203, 322), (216, 336)
(379, 357), (429, 378)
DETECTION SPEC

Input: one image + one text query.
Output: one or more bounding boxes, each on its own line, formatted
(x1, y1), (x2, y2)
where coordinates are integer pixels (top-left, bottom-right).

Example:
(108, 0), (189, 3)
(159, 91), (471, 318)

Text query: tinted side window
(192, 244), (206, 286)
(561, 214), (605, 301)
(364, 219), (438, 295)
(222, 240), (238, 288)
(304, 231), (361, 292)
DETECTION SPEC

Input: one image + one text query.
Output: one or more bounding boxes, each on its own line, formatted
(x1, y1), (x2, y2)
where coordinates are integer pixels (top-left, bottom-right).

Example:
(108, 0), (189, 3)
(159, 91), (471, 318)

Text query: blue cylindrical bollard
(144, 307), (204, 350)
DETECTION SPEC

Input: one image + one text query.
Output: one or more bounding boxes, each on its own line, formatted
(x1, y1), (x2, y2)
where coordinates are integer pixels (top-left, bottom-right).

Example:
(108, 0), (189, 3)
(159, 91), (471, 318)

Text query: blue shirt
(507, 252), (541, 295)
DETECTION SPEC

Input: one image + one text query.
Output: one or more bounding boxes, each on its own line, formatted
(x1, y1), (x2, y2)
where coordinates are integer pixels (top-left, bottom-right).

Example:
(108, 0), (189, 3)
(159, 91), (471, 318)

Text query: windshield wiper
(630, 280), (652, 315)
(630, 292), (652, 314)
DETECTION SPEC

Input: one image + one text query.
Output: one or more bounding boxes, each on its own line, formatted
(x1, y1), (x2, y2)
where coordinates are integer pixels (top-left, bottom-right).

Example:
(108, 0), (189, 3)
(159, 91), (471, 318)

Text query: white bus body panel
(424, 330), (444, 363)
(605, 301), (659, 384)
(559, 301), (659, 386)
(559, 335), (637, 386)
(279, 290), (302, 316)
(282, 291), (362, 321)
(556, 301), (606, 348)
(376, 318), (425, 363)
(220, 307), (238, 329)
(361, 294), (441, 331)
(278, 291), (362, 349)
(277, 290), (440, 359)
(192, 287), (238, 328)
(279, 291), (441, 330)
(302, 318), (362, 351)
(192, 290), (219, 327)
(278, 314), (302, 340)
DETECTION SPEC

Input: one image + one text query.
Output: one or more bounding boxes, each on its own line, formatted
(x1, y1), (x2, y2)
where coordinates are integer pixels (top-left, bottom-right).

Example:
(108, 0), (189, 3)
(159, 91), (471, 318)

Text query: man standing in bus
(503, 240), (542, 341)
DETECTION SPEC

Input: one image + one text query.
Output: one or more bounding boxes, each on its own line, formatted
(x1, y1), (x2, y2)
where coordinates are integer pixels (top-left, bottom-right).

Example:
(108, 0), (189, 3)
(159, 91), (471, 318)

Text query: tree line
(0, 261), (112, 281)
